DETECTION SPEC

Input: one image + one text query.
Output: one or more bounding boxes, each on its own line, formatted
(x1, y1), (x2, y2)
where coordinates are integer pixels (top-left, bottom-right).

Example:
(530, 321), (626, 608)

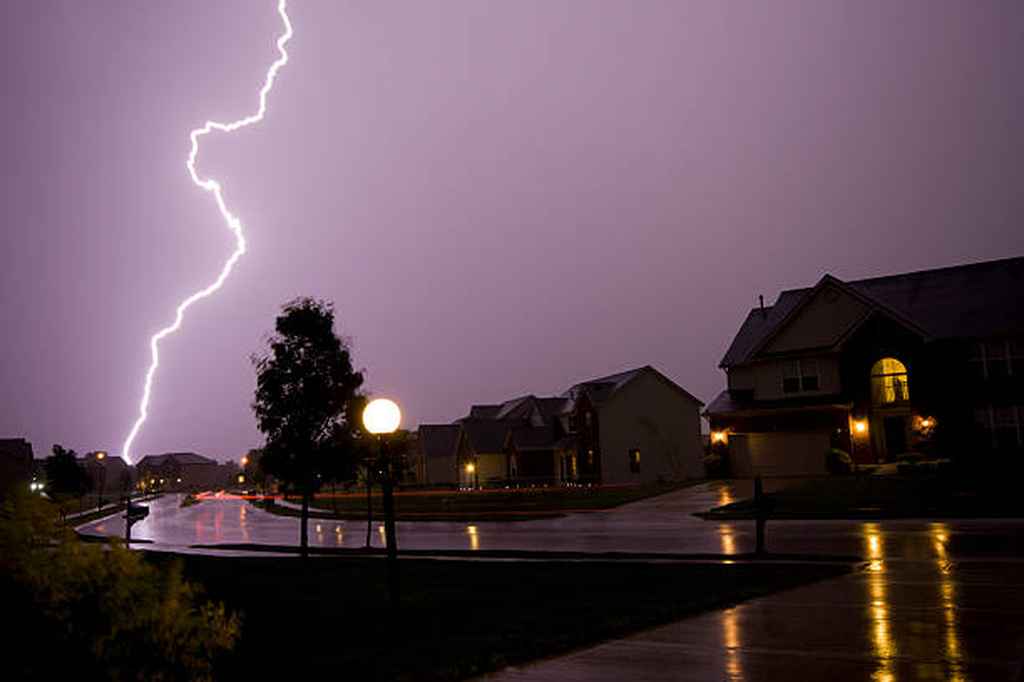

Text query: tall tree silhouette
(252, 298), (364, 558)
(44, 445), (92, 500)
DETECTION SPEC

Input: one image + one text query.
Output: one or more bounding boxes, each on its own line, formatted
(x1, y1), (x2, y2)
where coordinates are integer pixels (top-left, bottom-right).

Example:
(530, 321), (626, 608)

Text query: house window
(783, 359), (820, 394)
(986, 341), (1009, 379)
(871, 358), (909, 405)
(994, 406), (1022, 450)
(973, 405), (1023, 450)
(628, 448), (641, 473)
(970, 339), (1023, 379)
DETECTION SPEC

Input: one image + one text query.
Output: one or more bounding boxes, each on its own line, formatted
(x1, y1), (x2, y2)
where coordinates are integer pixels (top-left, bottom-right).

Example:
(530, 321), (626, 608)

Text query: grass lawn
(702, 470), (1024, 519)
(149, 553), (851, 680)
(262, 481), (699, 522)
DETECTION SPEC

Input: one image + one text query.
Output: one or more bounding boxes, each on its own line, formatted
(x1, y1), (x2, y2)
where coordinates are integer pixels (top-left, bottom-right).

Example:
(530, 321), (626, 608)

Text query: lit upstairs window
(871, 358), (909, 405)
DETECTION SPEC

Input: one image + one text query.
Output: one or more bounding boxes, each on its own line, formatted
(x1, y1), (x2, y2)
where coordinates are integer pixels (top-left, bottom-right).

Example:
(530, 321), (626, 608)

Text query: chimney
(758, 295), (766, 318)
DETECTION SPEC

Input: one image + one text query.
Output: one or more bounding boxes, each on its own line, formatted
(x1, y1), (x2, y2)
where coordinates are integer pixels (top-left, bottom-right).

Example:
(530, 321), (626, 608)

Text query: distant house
(707, 256), (1024, 476)
(81, 450), (132, 495)
(0, 438), (34, 494)
(417, 366), (704, 487)
(136, 452), (222, 492)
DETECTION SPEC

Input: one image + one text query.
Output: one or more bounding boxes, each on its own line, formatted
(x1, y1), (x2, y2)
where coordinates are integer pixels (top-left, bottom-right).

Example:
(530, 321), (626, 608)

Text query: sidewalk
(481, 554), (1024, 681)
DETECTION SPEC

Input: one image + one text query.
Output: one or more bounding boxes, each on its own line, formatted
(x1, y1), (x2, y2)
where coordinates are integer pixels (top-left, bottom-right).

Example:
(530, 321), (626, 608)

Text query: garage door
(729, 432), (830, 477)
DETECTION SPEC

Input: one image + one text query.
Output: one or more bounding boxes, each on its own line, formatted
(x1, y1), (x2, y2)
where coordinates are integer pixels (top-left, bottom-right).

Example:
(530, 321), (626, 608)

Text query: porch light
(853, 419), (868, 435)
(465, 462), (476, 474)
(711, 430), (729, 445)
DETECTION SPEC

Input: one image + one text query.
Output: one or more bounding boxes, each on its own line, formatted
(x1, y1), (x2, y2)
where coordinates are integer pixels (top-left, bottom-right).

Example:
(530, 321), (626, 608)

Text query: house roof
(705, 389), (852, 417)
(720, 256), (1024, 367)
(566, 365), (704, 406)
(136, 452), (217, 467)
(466, 404), (501, 420)
(418, 424), (461, 459)
(0, 438), (34, 461)
(460, 420), (509, 454)
(509, 425), (560, 451)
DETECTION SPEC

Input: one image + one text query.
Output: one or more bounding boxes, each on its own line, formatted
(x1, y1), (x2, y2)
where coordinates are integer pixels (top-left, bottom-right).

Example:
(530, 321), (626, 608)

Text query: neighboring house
(417, 424), (461, 486)
(0, 438), (34, 494)
(136, 452), (223, 492)
(81, 450), (132, 495)
(417, 366), (704, 487)
(707, 256), (1024, 476)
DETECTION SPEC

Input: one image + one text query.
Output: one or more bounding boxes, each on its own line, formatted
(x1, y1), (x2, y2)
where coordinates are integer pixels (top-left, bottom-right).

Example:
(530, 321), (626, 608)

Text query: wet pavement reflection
(79, 482), (1024, 679)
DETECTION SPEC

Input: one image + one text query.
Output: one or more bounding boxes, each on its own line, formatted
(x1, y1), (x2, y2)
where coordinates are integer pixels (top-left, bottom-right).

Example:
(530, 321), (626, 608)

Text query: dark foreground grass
(263, 480), (699, 522)
(148, 553), (851, 681)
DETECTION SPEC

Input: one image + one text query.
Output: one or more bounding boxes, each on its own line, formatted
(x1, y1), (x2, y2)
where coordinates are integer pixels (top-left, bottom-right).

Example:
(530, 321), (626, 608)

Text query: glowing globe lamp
(363, 398), (401, 435)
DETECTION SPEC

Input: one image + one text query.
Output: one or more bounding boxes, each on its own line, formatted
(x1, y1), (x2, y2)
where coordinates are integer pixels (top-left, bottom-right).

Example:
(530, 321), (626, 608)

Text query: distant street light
(96, 451), (108, 510)
(362, 398), (402, 606)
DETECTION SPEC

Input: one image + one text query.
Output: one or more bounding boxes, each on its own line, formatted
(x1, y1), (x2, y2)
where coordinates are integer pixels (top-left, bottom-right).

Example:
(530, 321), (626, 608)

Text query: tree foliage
(252, 298), (365, 489)
(0, 492), (239, 680)
(44, 444), (92, 498)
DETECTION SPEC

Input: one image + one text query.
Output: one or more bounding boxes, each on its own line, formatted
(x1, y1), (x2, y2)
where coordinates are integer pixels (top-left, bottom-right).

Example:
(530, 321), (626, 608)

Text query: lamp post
(95, 451), (107, 510)
(362, 397), (401, 607)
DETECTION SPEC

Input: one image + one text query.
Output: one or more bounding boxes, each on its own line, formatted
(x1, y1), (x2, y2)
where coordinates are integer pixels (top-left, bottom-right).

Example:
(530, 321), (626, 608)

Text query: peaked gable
(759, 280), (870, 355)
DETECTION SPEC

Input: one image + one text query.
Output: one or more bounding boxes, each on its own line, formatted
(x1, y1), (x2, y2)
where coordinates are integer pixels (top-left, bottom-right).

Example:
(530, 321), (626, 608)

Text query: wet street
(78, 482), (1024, 679)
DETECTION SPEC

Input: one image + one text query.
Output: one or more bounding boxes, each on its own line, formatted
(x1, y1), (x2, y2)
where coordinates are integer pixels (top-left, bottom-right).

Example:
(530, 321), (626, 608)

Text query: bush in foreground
(0, 492), (239, 681)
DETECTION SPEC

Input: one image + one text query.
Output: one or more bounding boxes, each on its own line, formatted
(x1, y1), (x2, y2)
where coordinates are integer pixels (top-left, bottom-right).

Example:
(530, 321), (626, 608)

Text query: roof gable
(718, 257), (1023, 367)
(757, 279), (872, 356)
(419, 424), (462, 459)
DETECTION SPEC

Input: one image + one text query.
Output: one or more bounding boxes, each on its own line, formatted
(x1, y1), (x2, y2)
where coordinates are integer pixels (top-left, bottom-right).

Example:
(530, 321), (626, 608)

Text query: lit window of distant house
(871, 358), (909, 405)
(783, 359), (819, 393)
(628, 448), (641, 473)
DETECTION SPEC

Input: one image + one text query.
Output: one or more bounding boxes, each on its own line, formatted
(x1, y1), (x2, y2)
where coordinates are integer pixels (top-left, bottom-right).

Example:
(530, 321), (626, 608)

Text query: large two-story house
(707, 256), (1024, 476)
(418, 366), (704, 487)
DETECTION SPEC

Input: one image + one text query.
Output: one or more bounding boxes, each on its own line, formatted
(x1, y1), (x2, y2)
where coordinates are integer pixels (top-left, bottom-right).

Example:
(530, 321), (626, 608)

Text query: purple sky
(3, 1), (1023, 462)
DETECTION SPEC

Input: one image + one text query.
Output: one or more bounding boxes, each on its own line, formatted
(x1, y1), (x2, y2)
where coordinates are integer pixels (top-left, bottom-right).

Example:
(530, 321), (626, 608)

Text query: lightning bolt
(121, 0), (293, 464)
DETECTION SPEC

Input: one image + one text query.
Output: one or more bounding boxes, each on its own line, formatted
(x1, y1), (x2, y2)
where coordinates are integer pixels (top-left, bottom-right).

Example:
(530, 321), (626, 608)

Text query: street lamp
(362, 398), (401, 606)
(95, 451), (107, 510)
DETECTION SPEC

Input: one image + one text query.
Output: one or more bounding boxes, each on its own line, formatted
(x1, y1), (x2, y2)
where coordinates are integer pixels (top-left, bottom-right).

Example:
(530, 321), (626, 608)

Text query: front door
(883, 416), (907, 460)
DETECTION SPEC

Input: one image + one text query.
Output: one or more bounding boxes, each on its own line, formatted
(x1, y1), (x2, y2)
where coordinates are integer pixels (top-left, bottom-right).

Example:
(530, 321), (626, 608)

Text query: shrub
(703, 451), (730, 479)
(825, 448), (854, 475)
(0, 492), (239, 681)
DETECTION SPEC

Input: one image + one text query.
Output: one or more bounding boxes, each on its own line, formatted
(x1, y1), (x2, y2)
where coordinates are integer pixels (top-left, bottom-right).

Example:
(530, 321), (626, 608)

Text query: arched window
(871, 358), (909, 405)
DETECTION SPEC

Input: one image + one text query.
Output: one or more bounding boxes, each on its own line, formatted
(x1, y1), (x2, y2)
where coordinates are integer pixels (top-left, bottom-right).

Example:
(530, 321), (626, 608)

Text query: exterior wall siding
(763, 286), (868, 354)
(597, 372), (703, 485)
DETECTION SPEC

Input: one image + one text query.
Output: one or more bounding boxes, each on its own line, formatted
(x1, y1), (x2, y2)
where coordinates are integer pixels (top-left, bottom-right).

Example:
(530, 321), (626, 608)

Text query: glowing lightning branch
(121, 0), (293, 464)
